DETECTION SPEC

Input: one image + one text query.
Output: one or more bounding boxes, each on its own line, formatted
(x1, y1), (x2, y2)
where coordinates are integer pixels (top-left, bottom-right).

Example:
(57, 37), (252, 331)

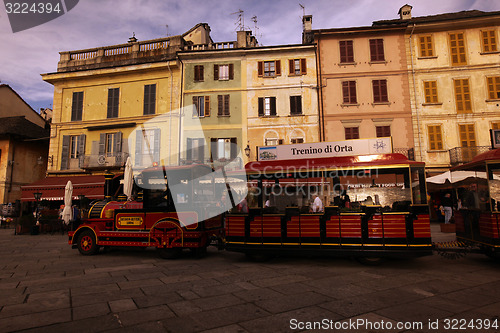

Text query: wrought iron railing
(393, 148), (415, 161)
(82, 152), (128, 169)
(449, 146), (491, 165)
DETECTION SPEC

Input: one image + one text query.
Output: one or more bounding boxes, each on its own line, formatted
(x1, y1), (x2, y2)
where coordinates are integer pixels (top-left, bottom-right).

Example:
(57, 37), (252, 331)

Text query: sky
(1, 0), (499, 113)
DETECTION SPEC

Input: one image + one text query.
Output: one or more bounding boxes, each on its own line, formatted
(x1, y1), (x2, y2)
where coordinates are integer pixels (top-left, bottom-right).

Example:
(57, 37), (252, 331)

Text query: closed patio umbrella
(123, 156), (133, 200)
(62, 180), (73, 225)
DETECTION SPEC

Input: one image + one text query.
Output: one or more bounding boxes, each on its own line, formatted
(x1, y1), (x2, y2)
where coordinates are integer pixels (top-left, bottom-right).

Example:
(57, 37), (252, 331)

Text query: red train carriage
(225, 153), (432, 262)
(452, 148), (500, 258)
(68, 164), (225, 258)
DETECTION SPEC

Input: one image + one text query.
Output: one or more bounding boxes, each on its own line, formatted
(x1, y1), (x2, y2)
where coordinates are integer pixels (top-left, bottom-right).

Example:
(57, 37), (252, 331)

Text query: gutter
(409, 23), (423, 161)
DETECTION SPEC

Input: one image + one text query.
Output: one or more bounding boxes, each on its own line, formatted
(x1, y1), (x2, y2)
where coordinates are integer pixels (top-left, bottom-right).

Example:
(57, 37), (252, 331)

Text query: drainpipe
(178, 57), (185, 166)
(316, 33), (325, 142)
(8, 139), (15, 196)
(167, 61), (173, 165)
(409, 23), (423, 161)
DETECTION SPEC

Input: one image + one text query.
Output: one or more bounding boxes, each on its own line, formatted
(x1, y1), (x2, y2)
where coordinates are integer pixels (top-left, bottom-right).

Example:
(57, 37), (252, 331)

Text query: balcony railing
(82, 153), (128, 169)
(183, 41), (236, 51)
(449, 146), (491, 165)
(393, 148), (415, 161)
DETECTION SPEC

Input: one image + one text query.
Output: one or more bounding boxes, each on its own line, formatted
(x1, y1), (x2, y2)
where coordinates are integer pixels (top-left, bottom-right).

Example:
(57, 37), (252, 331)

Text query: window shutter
(224, 95), (230, 115)
(192, 96), (198, 117)
(258, 97), (264, 116)
(218, 95), (223, 116)
(300, 58), (307, 75)
(230, 138), (237, 159)
(205, 96), (210, 116)
(214, 64), (219, 81)
(270, 97), (276, 116)
(78, 134), (86, 168)
(135, 130), (143, 166)
(275, 60), (281, 76)
(210, 138), (218, 161)
(186, 138), (193, 161)
(380, 80), (388, 102)
(377, 40), (384, 61)
(229, 64), (234, 80)
(114, 131), (122, 155)
(153, 129), (160, 163)
(289, 59), (294, 75)
(258, 61), (263, 77)
(99, 133), (106, 155)
(61, 135), (70, 170)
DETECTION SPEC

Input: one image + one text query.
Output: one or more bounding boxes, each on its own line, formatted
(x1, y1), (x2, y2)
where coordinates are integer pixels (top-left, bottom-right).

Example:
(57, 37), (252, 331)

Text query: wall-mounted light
(37, 156), (43, 165)
(244, 144), (251, 157)
(47, 155), (53, 166)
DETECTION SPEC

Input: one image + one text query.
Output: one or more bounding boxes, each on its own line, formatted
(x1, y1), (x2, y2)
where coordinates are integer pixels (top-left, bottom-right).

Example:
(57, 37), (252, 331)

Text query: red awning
(21, 175), (106, 201)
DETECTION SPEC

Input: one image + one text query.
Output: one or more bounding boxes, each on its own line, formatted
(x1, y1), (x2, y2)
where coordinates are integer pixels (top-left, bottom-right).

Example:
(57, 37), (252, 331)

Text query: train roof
(245, 153), (424, 174)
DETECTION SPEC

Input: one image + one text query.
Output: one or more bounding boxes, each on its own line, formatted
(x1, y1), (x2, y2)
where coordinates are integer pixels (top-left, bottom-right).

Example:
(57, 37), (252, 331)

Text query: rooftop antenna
(231, 9), (244, 31)
(165, 24), (169, 37)
(299, 3), (305, 17)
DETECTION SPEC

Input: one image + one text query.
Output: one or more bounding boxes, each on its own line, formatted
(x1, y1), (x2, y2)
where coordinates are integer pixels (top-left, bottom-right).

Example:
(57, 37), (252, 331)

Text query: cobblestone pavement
(0, 224), (498, 333)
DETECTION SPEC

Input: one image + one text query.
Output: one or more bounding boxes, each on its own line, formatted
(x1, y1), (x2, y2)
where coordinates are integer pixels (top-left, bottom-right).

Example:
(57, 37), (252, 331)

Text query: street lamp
(244, 144), (251, 158)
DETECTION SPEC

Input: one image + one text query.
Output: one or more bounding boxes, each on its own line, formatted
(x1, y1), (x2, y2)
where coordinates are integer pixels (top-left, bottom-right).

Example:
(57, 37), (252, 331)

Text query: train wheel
(158, 248), (182, 259)
(77, 230), (99, 256)
(356, 257), (386, 266)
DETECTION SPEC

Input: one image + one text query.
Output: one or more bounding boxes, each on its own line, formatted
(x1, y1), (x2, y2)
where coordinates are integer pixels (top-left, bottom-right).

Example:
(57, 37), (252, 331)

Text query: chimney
(302, 15), (312, 32)
(398, 4), (412, 20)
(237, 30), (257, 48)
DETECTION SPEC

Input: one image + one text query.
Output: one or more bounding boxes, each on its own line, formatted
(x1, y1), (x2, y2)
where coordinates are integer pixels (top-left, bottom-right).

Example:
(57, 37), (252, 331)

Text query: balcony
(82, 153), (128, 170)
(57, 36), (183, 73)
(393, 148), (415, 161)
(449, 146), (491, 165)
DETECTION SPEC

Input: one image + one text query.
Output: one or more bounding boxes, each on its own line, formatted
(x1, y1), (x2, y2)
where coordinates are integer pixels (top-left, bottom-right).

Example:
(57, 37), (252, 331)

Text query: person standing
(312, 194), (324, 213)
(442, 193), (453, 224)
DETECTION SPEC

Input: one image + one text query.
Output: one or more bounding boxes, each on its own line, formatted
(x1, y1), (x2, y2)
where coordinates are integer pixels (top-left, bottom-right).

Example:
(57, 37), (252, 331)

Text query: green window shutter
(61, 135), (70, 170)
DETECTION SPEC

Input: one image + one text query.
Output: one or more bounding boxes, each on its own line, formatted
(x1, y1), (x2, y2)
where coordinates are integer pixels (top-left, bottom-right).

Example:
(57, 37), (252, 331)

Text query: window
(376, 126), (391, 138)
(186, 138), (205, 162)
(428, 125), (443, 150)
(288, 59), (307, 75)
(71, 91), (83, 121)
(419, 35), (434, 57)
(487, 77), (500, 100)
(192, 96), (210, 117)
(211, 138), (237, 160)
(492, 122), (500, 130)
(450, 32), (467, 66)
(258, 60), (281, 77)
(143, 84), (156, 115)
(99, 132), (122, 157)
(61, 134), (86, 170)
(342, 81), (357, 104)
(194, 65), (204, 82)
(107, 88), (119, 118)
(135, 128), (160, 166)
(217, 95), (230, 116)
(214, 64), (234, 81)
(290, 96), (302, 115)
(481, 30), (497, 53)
(339, 40), (354, 63)
(258, 97), (277, 116)
(345, 127), (359, 140)
(372, 80), (388, 103)
(423, 81), (439, 103)
(369, 39), (385, 62)
(70, 135), (81, 159)
(291, 138), (304, 144)
(265, 138), (282, 146)
(454, 79), (472, 113)
(459, 124), (476, 146)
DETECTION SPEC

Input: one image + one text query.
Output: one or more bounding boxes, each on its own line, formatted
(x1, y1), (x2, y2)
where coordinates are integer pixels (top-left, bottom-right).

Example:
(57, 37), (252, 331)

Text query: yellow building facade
(395, 7), (500, 173)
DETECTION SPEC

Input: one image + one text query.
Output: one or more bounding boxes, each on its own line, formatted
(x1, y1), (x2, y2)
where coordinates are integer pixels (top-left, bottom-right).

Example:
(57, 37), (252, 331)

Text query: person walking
(442, 193), (453, 224)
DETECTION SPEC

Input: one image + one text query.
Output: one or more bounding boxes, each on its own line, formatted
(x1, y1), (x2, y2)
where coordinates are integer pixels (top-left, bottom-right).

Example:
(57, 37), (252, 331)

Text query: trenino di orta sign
(257, 137), (393, 161)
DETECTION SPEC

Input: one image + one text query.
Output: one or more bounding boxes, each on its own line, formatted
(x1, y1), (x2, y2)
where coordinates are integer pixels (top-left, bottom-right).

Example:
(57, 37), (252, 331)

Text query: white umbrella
(123, 156), (133, 200)
(426, 171), (452, 184)
(62, 180), (73, 225)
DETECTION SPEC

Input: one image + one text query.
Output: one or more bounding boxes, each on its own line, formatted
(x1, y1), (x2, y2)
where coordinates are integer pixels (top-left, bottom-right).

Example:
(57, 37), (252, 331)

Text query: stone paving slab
(0, 227), (499, 333)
